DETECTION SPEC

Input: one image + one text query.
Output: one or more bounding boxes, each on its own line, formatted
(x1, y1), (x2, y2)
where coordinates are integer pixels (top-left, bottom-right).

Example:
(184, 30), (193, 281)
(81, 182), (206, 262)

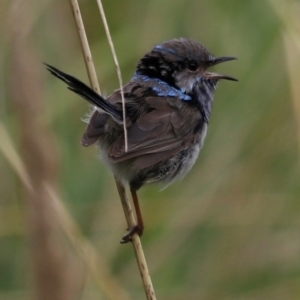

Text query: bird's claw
(120, 224), (144, 244)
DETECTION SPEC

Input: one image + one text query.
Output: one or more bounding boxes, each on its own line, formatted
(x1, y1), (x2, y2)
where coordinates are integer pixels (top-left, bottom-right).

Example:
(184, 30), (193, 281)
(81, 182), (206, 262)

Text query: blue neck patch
(132, 74), (192, 101)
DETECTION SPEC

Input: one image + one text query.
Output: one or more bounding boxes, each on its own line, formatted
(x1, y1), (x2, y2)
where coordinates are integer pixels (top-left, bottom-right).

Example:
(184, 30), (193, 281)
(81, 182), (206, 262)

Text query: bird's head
(136, 38), (237, 94)
(136, 38), (237, 122)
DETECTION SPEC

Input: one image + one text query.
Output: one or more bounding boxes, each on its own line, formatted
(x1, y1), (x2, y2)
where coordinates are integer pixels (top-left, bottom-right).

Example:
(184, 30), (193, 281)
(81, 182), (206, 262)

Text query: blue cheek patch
(133, 75), (192, 101)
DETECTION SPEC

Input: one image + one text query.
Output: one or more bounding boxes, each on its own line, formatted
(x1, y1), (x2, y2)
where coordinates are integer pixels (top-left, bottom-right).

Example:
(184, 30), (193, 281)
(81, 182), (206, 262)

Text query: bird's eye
(187, 60), (198, 71)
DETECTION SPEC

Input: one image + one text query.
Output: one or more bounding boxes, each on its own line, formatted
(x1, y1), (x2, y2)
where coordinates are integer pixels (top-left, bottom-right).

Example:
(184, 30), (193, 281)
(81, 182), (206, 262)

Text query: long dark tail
(45, 64), (122, 122)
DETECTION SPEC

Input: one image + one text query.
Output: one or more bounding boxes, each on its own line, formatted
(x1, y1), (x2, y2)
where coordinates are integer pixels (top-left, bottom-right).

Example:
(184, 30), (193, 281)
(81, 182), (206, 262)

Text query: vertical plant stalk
(68, 1), (157, 299)
(115, 179), (157, 300)
(95, 0), (128, 152)
(69, 0), (101, 94)
(268, 0), (300, 152)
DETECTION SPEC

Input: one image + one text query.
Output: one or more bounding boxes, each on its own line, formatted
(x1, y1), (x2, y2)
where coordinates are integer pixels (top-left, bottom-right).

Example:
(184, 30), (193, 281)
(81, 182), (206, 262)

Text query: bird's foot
(120, 224), (144, 244)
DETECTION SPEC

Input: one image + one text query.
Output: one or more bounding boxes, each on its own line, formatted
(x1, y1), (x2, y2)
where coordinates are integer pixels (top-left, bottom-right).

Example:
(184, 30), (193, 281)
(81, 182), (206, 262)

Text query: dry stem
(115, 179), (157, 300)
(95, 0), (128, 152)
(69, 0), (101, 94)
(68, 0), (157, 299)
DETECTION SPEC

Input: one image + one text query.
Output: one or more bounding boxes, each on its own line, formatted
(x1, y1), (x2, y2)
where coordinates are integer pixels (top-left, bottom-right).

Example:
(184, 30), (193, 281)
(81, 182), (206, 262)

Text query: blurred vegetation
(1, 0), (300, 299)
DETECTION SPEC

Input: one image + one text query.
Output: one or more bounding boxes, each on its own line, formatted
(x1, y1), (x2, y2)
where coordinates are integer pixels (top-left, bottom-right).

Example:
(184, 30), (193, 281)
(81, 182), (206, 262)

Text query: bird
(45, 38), (237, 243)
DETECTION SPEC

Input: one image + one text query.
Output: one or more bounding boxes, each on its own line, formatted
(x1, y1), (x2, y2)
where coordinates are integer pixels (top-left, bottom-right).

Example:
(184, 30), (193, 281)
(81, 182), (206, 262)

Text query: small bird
(46, 38), (237, 243)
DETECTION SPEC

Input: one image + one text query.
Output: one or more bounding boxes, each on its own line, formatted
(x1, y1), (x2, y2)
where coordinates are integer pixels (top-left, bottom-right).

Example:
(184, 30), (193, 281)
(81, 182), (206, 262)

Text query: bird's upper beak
(205, 56), (238, 81)
(212, 56), (237, 66)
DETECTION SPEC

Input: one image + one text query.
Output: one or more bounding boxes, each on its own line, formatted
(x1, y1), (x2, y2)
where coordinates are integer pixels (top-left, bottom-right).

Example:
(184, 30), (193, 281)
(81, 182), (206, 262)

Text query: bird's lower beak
(205, 72), (238, 81)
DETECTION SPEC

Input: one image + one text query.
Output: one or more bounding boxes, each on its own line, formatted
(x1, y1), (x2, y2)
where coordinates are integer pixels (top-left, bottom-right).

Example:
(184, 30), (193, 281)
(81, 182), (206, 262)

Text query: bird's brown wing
(81, 81), (142, 147)
(108, 96), (201, 170)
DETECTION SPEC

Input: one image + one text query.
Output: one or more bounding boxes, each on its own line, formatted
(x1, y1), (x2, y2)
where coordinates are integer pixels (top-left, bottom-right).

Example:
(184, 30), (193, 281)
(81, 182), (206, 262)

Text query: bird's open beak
(206, 56), (238, 81)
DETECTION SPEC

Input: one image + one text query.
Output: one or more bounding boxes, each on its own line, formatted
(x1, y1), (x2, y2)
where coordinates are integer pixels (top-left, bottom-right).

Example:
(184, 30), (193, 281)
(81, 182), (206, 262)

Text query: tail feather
(45, 64), (123, 122)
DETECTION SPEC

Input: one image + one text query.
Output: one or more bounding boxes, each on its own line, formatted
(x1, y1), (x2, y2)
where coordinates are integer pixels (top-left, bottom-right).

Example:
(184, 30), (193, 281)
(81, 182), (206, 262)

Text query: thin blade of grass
(95, 0), (128, 152)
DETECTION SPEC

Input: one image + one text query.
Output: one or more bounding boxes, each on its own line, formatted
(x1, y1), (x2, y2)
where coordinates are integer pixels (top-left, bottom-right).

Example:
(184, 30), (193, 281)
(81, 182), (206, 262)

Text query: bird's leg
(131, 188), (145, 236)
(121, 188), (144, 243)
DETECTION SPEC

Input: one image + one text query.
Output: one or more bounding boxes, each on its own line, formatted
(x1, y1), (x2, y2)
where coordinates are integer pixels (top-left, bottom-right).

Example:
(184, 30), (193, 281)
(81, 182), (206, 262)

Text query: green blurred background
(1, 0), (300, 299)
